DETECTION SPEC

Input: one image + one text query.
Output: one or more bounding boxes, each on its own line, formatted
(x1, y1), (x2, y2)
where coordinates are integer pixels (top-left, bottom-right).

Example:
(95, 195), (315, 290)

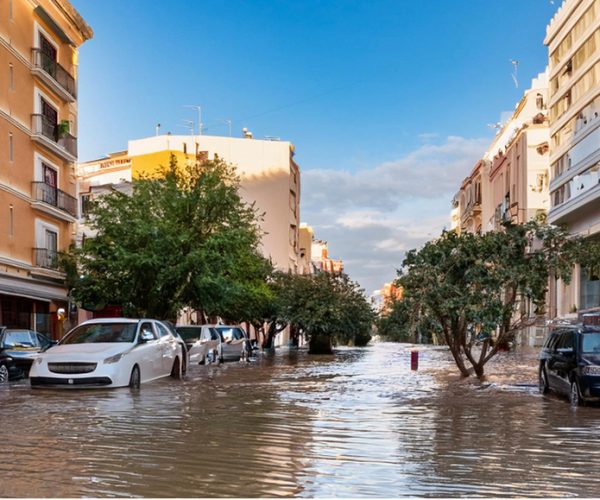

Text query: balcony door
(40, 97), (58, 140)
(39, 34), (57, 76)
(42, 162), (58, 206)
(44, 229), (58, 268)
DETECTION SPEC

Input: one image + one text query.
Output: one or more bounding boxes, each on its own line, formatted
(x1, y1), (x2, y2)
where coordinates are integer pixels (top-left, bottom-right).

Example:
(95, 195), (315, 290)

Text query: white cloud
(301, 136), (487, 294)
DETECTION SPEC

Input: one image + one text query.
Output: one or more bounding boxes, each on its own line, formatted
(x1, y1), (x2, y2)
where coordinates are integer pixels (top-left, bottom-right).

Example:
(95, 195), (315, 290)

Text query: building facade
(0, 0), (91, 337)
(546, 0), (600, 318)
(452, 71), (550, 237)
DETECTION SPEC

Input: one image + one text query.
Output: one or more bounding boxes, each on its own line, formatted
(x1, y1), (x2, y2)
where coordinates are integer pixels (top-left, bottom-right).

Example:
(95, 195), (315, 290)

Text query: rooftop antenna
(183, 105), (203, 135)
(155, 123), (161, 136)
(510, 59), (519, 89)
(179, 120), (195, 135)
(220, 119), (232, 137)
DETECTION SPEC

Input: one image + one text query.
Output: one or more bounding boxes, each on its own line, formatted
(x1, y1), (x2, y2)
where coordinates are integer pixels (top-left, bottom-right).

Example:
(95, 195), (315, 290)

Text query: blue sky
(71, 0), (559, 295)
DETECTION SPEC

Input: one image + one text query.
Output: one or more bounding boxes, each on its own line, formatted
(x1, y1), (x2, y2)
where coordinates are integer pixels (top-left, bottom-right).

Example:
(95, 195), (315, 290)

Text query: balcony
(31, 182), (78, 222)
(31, 114), (77, 163)
(31, 49), (77, 102)
(33, 248), (59, 271)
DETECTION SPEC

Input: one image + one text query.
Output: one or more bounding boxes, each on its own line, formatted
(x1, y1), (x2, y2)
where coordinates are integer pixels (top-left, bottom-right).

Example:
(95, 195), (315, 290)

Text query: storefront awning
(0, 275), (68, 303)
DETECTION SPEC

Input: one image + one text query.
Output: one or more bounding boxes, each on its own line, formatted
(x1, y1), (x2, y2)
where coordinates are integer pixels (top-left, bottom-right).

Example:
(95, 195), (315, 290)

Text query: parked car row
(176, 324), (252, 365)
(0, 318), (251, 389)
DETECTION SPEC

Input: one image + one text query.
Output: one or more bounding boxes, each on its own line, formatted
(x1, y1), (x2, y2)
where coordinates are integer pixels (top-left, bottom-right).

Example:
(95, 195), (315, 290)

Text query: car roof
(79, 318), (145, 325)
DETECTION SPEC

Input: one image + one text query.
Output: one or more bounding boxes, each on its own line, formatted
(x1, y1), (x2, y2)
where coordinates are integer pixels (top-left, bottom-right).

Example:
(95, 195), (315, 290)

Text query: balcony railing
(31, 49), (77, 100)
(33, 248), (59, 270)
(32, 182), (78, 218)
(31, 114), (77, 159)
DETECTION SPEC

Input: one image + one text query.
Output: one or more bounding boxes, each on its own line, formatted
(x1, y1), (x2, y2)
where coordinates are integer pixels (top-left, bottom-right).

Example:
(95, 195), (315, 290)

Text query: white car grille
(48, 362), (97, 374)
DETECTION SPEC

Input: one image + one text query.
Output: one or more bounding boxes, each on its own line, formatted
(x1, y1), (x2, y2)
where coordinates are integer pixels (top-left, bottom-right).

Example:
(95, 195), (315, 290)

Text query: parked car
(161, 321), (189, 375)
(176, 325), (221, 364)
(30, 318), (185, 389)
(0, 327), (56, 380)
(213, 325), (251, 362)
(539, 324), (600, 406)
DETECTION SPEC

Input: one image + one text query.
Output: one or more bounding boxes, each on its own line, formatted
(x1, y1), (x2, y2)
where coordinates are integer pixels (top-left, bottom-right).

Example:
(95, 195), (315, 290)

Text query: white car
(213, 325), (251, 362)
(176, 325), (221, 364)
(30, 318), (185, 389)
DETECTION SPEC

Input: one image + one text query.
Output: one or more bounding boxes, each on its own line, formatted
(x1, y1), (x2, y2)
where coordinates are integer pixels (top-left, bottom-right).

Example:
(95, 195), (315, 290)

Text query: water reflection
(1, 343), (600, 497)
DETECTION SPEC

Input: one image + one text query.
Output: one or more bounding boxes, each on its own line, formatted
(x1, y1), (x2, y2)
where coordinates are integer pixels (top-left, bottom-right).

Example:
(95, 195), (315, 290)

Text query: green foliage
(70, 155), (270, 321)
(397, 221), (582, 378)
(276, 272), (374, 353)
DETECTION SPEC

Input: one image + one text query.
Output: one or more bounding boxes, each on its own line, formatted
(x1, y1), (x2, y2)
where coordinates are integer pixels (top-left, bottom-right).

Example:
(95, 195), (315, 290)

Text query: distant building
(298, 223), (314, 275)
(380, 282), (403, 312)
(0, 0), (92, 337)
(311, 239), (343, 274)
(545, 0), (600, 318)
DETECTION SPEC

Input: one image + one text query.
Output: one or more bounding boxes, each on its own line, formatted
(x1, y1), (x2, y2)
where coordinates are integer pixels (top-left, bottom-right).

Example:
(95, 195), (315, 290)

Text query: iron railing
(33, 248), (59, 270)
(31, 49), (76, 99)
(32, 182), (77, 218)
(31, 114), (77, 158)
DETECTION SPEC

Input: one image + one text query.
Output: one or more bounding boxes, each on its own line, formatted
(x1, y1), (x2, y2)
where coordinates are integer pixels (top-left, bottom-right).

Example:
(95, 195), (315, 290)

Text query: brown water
(1, 342), (599, 498)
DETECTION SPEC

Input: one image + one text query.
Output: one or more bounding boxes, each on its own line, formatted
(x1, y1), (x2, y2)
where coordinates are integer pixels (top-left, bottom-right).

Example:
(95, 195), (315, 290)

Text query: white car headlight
(582, 365), (600, 376)
(104, 353), (124, 364)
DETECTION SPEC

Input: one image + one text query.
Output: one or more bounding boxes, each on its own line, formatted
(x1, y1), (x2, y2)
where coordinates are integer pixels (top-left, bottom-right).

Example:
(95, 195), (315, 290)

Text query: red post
(410, 350), (419, 371)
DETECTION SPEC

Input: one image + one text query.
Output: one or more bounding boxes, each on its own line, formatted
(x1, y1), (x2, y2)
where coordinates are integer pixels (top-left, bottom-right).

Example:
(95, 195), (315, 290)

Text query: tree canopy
(275, 272), (375, 353)
(396, 222), (581, 378)
(70, 155), (270, 322)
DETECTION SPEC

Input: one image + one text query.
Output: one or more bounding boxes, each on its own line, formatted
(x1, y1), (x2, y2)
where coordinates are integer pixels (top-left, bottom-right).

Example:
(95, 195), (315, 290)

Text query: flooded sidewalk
(0, 342), (598, 497)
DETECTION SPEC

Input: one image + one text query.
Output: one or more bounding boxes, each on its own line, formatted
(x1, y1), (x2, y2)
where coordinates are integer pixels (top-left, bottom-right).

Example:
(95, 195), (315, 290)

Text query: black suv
(539, 325), (600, 406)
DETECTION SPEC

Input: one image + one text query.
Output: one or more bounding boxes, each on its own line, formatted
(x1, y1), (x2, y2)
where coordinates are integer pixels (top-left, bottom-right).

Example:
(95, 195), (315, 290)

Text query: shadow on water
(1, 343), (600, 497)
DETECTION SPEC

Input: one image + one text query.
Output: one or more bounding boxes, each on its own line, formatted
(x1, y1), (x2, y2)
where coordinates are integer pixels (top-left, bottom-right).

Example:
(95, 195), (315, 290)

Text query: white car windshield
(61, 323), (137, 344)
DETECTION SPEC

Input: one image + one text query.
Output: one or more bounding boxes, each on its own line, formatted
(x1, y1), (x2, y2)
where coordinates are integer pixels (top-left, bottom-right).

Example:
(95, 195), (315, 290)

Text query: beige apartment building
(545, 0), (600, 318)
(0, 0), (91, 337)
(453, 71), (550, 236)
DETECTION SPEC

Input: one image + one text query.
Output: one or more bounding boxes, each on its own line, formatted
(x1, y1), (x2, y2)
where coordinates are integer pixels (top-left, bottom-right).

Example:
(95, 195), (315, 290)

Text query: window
(8, 133), (13, 162)
(155, 322), (171, 338)
(9, 63), (14, 91)
(139, 322), (157, 341)
(81, 193), (92, 216)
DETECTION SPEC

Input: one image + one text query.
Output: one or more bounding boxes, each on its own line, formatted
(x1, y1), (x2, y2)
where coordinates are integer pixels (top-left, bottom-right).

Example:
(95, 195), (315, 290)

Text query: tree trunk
(308, 333), (333, 355)
(262, 322), (277, 350)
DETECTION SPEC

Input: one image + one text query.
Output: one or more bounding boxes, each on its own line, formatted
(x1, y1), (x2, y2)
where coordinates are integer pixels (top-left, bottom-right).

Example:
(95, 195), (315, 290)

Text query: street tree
(70, 155), (268, 322)
(277, 272), (374, 354)
(397, 222), (580, 378)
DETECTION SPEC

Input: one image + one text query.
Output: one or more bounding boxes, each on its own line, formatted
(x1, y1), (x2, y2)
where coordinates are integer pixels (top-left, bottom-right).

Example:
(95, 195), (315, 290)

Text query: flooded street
(1, 342), (600, 497)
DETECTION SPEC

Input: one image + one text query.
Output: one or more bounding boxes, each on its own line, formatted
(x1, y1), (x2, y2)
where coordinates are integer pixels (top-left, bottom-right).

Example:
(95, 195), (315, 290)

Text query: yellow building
(0, 0), (92, 337)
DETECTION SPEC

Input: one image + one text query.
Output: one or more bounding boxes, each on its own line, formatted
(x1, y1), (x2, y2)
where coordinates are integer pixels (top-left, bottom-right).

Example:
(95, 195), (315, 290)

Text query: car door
(545, 331), (562, 391)
(551, 330), (576, 395)
(155, 321), (178, 375)
(134, 321), (161, 381)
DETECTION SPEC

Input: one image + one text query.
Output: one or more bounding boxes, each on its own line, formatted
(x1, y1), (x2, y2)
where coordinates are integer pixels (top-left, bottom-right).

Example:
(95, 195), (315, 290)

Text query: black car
(539, 324), (600, 406)
(0, 327), (56, 380)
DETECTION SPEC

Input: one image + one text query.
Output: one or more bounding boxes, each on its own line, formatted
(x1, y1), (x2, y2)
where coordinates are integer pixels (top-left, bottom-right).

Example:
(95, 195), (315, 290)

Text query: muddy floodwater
(1, 342), (600, 497)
